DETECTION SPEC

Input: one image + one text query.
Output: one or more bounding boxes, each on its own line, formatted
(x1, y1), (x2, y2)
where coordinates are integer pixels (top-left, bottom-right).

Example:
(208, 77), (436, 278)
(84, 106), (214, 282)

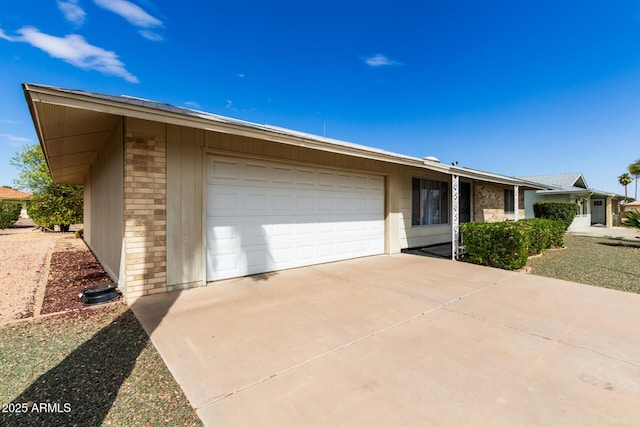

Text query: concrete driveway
(131, 254), (640, 426)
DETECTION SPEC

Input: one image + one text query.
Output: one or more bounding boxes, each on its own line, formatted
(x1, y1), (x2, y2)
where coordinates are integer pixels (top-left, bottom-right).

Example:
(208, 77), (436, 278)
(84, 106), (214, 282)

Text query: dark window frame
(411, 177), (450, 226)
(504, 188), (515, 214)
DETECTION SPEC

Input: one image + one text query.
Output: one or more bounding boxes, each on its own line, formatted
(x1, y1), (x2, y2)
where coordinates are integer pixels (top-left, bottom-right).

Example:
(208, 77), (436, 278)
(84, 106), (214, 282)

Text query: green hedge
(460, 221), (530, 270)
(519, 218), (565, 254)
(460, 218), (565, 270)
(0, 202), (22, 229)
(533, 201), (579, 230)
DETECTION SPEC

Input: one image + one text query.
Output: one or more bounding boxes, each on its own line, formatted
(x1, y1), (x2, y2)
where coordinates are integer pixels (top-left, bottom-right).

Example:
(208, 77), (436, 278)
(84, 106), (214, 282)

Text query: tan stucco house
(24, 84), (545, 300)
(621, 200), (640, 214)
(0, 187), (31, 219)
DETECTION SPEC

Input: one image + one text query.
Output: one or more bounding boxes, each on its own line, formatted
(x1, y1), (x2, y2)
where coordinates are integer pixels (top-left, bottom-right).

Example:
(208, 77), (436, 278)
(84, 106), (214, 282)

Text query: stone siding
(123, 132), (167, 300)
(474, 182), (525, 223)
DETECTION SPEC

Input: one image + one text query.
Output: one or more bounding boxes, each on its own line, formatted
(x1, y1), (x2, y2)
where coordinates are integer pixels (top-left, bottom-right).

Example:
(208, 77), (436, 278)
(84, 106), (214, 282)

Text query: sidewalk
(569, 225), (640, 240)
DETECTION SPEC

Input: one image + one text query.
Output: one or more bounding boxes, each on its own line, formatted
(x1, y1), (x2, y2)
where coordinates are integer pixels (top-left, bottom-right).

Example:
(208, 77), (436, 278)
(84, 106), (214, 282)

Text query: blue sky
(1, 1), (640, 194)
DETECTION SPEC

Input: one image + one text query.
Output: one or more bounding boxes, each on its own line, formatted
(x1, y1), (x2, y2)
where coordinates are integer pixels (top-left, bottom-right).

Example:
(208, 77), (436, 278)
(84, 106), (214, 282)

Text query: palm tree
(629, 159), (640, 200)
(618, 173), (633, 201)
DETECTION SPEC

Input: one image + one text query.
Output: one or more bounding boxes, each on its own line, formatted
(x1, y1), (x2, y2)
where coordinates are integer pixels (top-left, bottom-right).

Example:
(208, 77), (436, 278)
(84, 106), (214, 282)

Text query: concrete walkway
(131, 254), (640, 426)
(570, 225), (640, 240)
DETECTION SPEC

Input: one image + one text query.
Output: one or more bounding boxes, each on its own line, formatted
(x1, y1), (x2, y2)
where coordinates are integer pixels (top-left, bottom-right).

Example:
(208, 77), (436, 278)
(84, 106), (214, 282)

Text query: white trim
(451, 174), (459, 260)
(514, 185), (519, 221)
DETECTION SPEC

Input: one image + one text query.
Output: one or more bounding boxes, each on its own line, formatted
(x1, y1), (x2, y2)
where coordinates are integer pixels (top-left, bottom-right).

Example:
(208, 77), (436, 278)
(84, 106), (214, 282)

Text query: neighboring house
(24, 84), (545, 300)
(621, 200), (640, 214)
(520, 173), (623, 229)
(0, 187), (31, 218)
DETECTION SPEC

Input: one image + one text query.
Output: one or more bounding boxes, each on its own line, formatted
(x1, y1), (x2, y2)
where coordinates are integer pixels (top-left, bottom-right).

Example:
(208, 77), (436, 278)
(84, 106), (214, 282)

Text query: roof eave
(24, 83), (454, 175)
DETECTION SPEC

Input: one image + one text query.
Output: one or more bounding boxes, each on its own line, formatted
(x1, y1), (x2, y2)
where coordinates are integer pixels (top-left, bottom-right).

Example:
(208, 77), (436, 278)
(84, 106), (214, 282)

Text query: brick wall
(474, 182), (525, 222)
(123, 132), (167, 299)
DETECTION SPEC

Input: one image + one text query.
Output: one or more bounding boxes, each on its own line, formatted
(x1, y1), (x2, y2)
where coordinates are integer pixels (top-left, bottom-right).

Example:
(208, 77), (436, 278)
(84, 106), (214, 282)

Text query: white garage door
(206, 156), (385, 281)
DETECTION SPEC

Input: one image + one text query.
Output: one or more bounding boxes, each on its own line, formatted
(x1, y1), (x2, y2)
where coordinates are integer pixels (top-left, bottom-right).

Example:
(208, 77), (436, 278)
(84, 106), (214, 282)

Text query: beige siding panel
(398, 166), (453, 249)
(83, 172), (92, 245)
(86, 118), (124, 283)
(167, 125), (205, 287)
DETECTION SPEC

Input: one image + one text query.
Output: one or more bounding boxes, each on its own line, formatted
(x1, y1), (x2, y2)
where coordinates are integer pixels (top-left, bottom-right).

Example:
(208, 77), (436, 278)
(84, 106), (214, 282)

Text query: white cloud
(0, 134), (32, 143)
(0, 28), (15, 42)
(363, 53), (401, 67)
(58, 0), (87, 27)
(238, 73), (245, 78)
(93, 0), (162, 28)
(11, 26), (139, 83)
(138, 29), (163, 41)
(184, 101), (200, 109)
(1, 120), (19, 124)
(225, 99), (233, 109)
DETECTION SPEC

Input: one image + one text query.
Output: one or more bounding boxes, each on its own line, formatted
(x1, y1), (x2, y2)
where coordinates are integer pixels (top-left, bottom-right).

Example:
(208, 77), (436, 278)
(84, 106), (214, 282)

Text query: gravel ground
(0, 221), (202, 425)
(0, 223), (63, 323)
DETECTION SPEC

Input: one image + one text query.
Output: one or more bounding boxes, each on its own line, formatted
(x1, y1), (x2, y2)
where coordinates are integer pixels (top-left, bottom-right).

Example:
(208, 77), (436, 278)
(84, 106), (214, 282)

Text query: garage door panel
(206, 157), (384, 281)
(296, 169), (315, 185)
(207, 158), (240, 183)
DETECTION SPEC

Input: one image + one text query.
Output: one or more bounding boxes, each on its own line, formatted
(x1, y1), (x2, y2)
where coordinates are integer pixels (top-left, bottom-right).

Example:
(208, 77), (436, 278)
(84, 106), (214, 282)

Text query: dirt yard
(0, 221), (86, 323)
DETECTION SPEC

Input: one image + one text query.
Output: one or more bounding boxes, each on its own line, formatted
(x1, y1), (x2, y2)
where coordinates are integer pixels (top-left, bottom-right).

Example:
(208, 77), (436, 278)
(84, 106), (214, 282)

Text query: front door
(591, 199), (606, 224)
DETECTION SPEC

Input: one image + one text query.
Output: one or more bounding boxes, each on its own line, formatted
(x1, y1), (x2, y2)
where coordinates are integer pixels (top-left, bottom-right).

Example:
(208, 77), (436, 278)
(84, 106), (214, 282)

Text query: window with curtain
(504, 189), (515, 213)
(412, 178), (449, 225)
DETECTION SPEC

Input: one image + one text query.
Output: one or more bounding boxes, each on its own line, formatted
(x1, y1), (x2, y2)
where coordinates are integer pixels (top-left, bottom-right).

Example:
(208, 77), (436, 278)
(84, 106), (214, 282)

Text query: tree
(10, 144), (53, 195)
(628, 159), (640, 200)
(10, 144), (83, 231)
(618, 172), (633, 201)
(0, 202), (22, 229)
(28, 185), (83, 232)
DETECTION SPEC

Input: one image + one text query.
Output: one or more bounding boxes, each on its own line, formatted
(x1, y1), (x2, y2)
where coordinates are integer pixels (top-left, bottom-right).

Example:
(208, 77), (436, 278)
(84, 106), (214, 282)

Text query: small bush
(75, 228), (84, 239)
(533, 201), (579, 230)
(461, 219), (565, 270)
(519, 218), (565, 254)
(461, 221), (530, 270)
(0, 202), (22, 229)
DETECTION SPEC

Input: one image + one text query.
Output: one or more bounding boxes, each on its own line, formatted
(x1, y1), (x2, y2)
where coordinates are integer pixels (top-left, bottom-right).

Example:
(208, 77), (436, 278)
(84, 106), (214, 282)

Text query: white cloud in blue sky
(363, 53), (401, 67)
(58, 0), (86, 27)
(0, 28), (14, 42)
(2, 26), (139, 83)
(93, 0), (163, 40)
(0, 134), (32, 148)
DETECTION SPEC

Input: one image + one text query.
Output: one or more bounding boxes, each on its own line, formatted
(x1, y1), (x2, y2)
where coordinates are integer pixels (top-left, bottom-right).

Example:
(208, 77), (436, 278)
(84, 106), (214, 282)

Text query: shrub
(461, 219), (565, 270)
(533, 201), (579, 230)
(0, 202), (22, 229)
(461, 221), (530, 270)
(75, 228), (84, 239)
(519, 218), (565, 254)
(623, 210), (640, 229)
(29, 184), (83, 232)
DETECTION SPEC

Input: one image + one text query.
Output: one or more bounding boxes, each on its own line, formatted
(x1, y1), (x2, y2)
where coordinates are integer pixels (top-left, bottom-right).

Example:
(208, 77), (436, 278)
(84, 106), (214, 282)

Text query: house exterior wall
(473, 182), (524, 222)
(524, 191), (591, 230)
(166, 125), (205, 290)
(158, 124), (459, 292)
(84, 118), (124, 283)
(400, 167), (452, 247)
(114, 120), (536, 297)
(122, 118), (167, 299)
